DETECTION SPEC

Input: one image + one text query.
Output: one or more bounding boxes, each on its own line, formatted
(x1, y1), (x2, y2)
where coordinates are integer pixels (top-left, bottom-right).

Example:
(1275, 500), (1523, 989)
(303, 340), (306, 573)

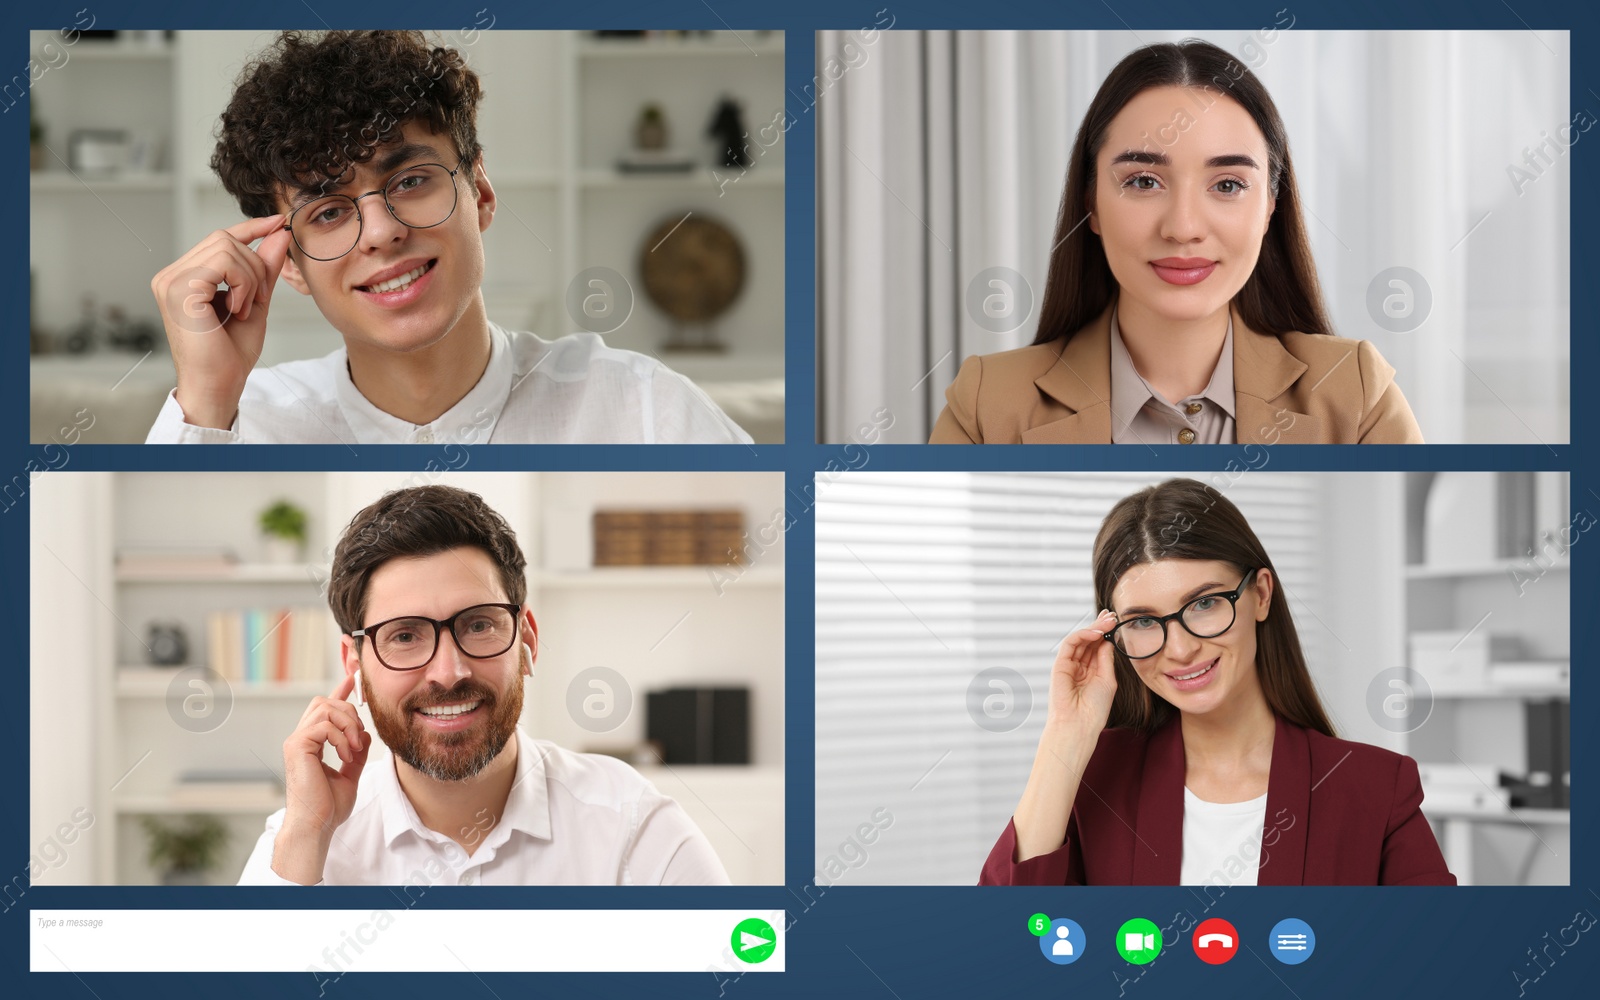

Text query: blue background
(5, 1), (1594, 998)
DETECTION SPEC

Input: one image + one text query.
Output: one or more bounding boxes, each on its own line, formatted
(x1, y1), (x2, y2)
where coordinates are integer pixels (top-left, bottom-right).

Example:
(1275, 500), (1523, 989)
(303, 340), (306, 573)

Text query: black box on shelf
(1554, 699), (1570, 809)
(647, 687), (750, 765)
(1520, 698), (1570, 809)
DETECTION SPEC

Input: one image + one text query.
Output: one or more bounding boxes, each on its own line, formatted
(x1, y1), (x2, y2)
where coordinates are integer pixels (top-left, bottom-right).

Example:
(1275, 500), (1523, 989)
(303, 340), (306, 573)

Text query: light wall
(29, 470), (784, 885)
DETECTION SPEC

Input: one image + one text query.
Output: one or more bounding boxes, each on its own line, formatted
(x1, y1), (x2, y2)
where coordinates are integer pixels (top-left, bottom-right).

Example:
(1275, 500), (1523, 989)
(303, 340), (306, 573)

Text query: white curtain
(817, 30), (1078, 443)
(817, 30), (1569, 444)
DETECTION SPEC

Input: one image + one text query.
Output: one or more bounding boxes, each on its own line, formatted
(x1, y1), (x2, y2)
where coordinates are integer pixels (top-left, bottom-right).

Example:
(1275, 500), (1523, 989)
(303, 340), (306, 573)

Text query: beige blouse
(1109, 306), (1236, 445)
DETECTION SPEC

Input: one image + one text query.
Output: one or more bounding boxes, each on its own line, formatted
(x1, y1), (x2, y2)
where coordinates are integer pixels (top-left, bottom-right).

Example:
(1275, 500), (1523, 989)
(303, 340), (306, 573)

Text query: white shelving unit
(28, 172), (177, 194)
(533, 565), (784, 590)
(113, 793), (290, 816)
(30, 30), (786, 442)
(574, 36), (786, 58)
(36, 471), (784, 885)
(96, 473), (337, 886)
(1399, 472), (1570, 886)
(1404, 558), (1570, 580)
(115, 671), (331, 700)
(115, 562), (328, 584)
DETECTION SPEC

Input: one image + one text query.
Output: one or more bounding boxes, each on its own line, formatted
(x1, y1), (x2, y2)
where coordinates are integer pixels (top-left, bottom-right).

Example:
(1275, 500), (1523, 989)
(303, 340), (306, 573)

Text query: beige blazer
(929, 303), (1424, 444)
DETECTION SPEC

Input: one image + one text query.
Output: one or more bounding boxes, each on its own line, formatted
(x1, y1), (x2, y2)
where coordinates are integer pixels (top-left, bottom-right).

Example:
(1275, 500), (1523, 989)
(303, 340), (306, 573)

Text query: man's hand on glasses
(150, 214), (291, 431)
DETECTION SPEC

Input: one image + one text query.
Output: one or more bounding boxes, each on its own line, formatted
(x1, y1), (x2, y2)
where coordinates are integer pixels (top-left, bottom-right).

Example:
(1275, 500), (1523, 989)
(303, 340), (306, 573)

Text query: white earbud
(351, 668), (364, 707)
(520, 642), (535, 677)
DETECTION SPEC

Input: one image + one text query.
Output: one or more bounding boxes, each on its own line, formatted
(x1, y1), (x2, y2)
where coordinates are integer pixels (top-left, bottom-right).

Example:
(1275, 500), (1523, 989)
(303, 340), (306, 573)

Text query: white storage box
(1409, 631), (1523, 684)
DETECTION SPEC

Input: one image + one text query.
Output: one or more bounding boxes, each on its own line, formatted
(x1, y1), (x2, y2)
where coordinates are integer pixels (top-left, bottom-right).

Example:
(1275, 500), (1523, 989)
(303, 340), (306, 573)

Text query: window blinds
(814, 471), (1323, 885)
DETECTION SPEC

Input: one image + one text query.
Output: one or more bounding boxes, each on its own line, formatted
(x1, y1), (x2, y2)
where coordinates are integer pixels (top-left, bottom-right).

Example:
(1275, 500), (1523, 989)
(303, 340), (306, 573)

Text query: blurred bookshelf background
(31, 471), (785, 885)
(29, 29), (785, 443)
(1400, 472), (1570, 885)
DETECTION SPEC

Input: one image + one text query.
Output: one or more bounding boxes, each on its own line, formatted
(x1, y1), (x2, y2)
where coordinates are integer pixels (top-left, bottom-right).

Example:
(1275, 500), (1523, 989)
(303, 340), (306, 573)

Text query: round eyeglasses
(351, 602), (520, 671)
(283, 159), (468, 261)
(1102, 568), (1260, 660)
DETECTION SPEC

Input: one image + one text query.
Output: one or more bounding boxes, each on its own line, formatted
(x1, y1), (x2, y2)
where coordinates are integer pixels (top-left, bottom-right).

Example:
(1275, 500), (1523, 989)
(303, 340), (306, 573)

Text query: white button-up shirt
(145, 323), (753, 444)
(237, 729), (731, 886)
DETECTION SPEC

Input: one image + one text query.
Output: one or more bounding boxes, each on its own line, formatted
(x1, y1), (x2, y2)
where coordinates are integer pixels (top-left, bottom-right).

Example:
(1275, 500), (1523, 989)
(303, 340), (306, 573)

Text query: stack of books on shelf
(593, 509), (747, 566)
(206, 606), (335, 684)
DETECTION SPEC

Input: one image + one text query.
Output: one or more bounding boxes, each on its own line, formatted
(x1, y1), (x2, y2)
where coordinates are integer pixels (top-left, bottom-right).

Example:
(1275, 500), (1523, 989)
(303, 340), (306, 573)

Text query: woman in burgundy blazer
(981, 479), (1455, 887)
(981, 711), (1454, 885)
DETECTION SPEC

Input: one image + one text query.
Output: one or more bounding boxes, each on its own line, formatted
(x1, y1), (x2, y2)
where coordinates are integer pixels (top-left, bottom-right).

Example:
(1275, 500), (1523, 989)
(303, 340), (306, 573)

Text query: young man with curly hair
(148, 31), (752, 444)
(240, 484), (731, 884)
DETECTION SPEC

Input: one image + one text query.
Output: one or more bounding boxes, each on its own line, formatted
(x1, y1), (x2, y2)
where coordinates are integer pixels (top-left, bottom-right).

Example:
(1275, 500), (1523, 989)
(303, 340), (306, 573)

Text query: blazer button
(1184, 401), (1203, 415)
(1178, 428), (1197, 444)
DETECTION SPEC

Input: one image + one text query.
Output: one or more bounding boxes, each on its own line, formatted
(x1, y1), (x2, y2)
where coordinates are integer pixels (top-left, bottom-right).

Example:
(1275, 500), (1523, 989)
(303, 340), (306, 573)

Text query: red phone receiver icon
(1192, 919), (1240, 965)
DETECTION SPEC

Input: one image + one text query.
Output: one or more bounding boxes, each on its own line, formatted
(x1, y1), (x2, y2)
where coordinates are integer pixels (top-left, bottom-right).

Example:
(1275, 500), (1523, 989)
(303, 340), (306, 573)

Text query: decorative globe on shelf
(639, 214), (746, 353)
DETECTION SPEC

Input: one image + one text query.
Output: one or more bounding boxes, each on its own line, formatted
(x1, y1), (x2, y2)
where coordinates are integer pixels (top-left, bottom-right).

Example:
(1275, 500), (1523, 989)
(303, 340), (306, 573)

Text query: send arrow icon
(741, 930), (772, 951)
(732, 918), (777, 964)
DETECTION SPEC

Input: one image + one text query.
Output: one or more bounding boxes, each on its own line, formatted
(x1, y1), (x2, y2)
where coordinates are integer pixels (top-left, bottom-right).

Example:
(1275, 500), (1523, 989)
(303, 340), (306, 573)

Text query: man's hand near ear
(271, 671), (370, 885)
(150, 215), (291, 431)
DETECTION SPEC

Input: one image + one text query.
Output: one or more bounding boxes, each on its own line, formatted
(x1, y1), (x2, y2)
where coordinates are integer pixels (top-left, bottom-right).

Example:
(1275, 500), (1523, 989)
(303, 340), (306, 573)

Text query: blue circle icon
(1039, 917), (1086, 964)
(1268, 918), (1315, 964)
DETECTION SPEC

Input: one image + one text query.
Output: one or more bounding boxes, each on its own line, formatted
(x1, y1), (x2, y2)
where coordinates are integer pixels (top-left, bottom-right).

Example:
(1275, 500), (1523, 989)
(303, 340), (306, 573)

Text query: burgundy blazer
(980, 713), (1456, 886)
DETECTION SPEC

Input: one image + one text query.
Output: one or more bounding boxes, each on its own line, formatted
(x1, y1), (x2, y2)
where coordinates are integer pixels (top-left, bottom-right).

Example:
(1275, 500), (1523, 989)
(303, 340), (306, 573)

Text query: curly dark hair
(329, 485), (528, 638)
(211, 30), (484, 219)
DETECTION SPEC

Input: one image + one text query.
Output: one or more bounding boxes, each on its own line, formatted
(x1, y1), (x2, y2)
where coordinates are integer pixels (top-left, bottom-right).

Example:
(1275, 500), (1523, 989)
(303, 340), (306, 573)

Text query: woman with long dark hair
(980, 479), (1453, 885)
(932, 40), (1423, 444)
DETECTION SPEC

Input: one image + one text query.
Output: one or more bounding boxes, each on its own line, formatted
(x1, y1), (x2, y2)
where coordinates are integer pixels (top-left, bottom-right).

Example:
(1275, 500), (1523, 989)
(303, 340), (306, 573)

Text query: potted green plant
(635, 103), (668, 150)
(259, 499), (308, 564)
(141, 815), (229, 885)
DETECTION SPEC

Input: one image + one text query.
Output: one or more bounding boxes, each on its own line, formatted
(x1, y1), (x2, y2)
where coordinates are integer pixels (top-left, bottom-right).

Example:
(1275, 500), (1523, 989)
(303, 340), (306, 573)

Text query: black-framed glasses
(1103, 568), (1260, 660)
(351, 602), (520, 671)
(283, 158), (469, 261)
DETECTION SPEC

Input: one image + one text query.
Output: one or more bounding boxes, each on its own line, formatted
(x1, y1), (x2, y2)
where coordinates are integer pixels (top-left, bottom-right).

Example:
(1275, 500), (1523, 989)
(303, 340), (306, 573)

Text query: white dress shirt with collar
(237, 728), (732, 886)
(146, 323), (753, 445)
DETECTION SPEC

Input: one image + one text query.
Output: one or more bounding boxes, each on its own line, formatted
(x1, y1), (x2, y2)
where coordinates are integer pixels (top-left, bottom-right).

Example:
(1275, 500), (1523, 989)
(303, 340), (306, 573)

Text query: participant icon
(1037, 917), (1086, 965)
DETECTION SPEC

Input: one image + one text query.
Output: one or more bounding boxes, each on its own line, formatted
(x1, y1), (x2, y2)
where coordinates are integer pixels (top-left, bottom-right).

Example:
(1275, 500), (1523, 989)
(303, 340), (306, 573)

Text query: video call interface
(10, 2), (1595, 998)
